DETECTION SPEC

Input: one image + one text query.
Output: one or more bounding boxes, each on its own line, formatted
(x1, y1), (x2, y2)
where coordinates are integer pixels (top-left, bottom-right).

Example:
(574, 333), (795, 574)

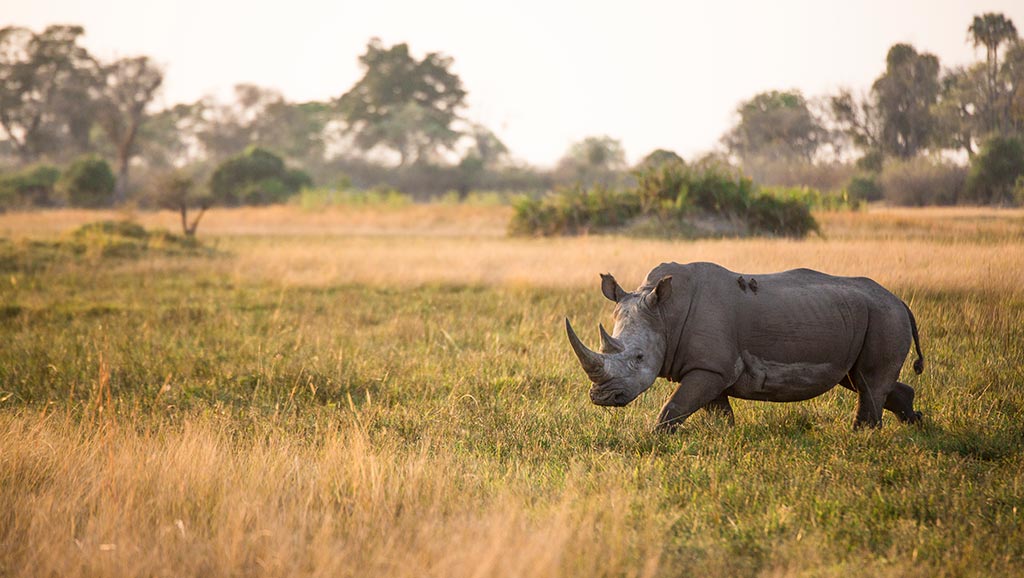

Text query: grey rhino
(565, 262), (925, 431)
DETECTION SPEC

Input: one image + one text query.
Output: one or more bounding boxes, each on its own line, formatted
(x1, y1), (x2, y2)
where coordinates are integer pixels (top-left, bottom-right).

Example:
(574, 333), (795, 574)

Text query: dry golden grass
(2, 205), (1023, 577)
(0, 411), (664, 578)
(3, 204), (1020, 293)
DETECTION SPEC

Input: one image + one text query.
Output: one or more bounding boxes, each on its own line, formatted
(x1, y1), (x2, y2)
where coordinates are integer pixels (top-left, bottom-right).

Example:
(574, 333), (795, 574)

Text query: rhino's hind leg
(656, 370), (728, 433)
(841, 369), (891, 430)
(702, 394), (735, 425)
(884, 382), (923, 424)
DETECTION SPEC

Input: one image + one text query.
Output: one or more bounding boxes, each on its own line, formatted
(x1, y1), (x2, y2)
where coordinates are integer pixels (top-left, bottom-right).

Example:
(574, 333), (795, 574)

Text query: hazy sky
(5, 0), (1024, 166)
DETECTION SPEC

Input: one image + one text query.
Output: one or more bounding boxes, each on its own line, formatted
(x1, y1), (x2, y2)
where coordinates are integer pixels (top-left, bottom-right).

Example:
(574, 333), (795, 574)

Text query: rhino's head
(566, 273), (672, 407)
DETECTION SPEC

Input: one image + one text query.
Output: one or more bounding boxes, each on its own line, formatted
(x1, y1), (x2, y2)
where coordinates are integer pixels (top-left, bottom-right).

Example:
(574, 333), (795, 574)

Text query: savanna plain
(1, 205), (1023, 577)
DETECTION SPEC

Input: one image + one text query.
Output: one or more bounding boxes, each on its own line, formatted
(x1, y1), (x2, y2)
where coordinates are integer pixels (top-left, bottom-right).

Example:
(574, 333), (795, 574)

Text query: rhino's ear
(600, 273), (628, 303)
(643, 275), (672, 309)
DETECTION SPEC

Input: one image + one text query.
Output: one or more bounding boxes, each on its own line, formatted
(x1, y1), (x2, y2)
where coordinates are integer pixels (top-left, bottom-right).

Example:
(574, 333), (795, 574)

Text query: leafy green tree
(968, 13), (1019, 135)
(56, 155), (115, 207)
(0, 25), (100, 163)
(724, 90), (826, 162)
(965, 136), (1024, 204)
(209, 146), (311, 206)
(95, 56), (163, 204)
(872, 44), (941, 159)
(337, 39), (466, 166)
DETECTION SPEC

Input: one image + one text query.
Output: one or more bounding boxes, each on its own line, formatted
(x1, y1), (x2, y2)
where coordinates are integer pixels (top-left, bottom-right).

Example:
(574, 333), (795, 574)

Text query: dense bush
(55, 156), (115, 208)
(846, 174), (883, 203)
(965, 137), (1024, 205)
(508, 185), (641, 236)
(0, 163), (61, 209)
(879, 158), (965, 206)
(209, 147), (312, 206)
(510, 165), (818, 238)
(746, 193), (819, 237)
(0, 164), (61, 208)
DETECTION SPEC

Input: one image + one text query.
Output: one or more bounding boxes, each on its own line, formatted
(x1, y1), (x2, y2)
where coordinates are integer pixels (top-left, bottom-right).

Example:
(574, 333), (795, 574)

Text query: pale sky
(4, 0), (1024, 166)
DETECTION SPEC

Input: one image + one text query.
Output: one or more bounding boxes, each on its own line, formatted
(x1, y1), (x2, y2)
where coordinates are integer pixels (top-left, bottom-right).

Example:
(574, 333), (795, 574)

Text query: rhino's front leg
(655, 369), (729, 433)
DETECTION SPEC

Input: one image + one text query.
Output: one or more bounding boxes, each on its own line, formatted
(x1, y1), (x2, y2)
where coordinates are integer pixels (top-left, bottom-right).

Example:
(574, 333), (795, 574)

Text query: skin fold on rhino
(565, 262), (925, 432)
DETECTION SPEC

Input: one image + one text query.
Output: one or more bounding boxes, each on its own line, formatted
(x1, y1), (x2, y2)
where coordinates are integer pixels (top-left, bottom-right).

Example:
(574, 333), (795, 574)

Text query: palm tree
(968, 13), (1018, 133)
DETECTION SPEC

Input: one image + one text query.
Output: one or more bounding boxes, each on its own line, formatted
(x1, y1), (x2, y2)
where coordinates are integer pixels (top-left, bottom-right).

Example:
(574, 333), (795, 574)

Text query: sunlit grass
(1, 205), (1022, 577)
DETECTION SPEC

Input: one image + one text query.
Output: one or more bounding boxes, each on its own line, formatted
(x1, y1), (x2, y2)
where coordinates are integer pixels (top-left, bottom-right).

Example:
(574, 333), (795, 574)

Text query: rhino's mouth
(589, 386), (632, 407)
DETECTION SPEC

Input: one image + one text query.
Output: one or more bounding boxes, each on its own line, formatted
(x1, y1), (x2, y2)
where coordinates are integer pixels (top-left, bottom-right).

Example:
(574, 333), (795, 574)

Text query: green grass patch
(0, 248), (1022, 576)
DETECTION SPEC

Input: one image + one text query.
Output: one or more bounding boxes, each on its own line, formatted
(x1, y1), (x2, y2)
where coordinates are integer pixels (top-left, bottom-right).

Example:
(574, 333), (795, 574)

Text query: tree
(872, 44), (941, 159)
(337, 38), (466, 166)
(209, 146), (311, 206)
(829, 89), (884, 164)
(154, 171), (210, 237)
(965, 136), (1024, 204)
(0, 25), (100, 163)
(932, 65), (987, 157)
(968, 12), (1018, 135)
(555, 135), (628, 188)
(723, 90), (826, 163)
(95, 56), (163, 204)
(56, 155), (115, 207)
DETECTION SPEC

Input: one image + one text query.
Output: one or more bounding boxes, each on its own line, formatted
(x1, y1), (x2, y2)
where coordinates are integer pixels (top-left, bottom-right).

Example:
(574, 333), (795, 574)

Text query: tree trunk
(114, 158), (129, 206)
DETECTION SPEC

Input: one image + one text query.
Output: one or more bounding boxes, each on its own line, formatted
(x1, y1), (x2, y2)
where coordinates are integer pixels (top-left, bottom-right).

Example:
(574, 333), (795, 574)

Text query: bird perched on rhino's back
(565, 262), (925, 432)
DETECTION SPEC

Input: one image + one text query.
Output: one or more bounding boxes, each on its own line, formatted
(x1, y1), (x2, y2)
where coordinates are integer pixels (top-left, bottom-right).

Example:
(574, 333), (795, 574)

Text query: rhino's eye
(636, 353), (644, 362)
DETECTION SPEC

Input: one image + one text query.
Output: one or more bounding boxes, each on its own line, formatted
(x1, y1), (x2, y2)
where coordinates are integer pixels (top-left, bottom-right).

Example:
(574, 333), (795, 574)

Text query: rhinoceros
(565, 262), (924, 431)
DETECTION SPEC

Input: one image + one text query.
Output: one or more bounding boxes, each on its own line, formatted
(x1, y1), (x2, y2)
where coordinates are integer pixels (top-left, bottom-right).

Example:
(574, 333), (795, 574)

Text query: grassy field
(1, 205), (1022, 577)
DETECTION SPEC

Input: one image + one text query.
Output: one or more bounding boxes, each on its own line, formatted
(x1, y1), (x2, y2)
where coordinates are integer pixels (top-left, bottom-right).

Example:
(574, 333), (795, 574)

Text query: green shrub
(746, 193), (819, 237)
(846, 175), (883, 203)
(966, 137), (1024, 205)
(510, 164), (819, 239)
(508, 185), (641, 236)
(687, 164), (756, 214)
(0, 164), (61, 208)
(633, 161), (690, 216)
(209, 147), (312, 206)
(56, 156), (115, 208)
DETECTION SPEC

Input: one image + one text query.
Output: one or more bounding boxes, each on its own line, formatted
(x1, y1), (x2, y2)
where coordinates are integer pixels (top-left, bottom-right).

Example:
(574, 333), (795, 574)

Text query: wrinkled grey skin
(566, 262), (925, 432)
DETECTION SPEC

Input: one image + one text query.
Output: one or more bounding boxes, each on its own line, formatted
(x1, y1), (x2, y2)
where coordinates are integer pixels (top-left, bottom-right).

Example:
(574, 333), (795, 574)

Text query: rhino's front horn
(599, 324), (624, 353)
(565, 318), (609, 382)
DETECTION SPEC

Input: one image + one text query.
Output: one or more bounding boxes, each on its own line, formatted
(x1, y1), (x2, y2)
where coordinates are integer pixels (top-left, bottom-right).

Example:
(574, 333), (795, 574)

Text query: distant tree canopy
(209, 147), (311, 206)
(337, 38), (466, 166)
(724, 90), (826, 163)
(0, 25), (99, 163)
(555, 135), (628, 187)
(96, 56), (163, 203)
(872, 44), (941, 159)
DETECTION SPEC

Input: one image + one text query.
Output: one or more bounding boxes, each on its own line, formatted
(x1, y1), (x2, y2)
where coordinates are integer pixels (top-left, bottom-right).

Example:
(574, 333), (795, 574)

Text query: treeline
(1, 12), (1024, 213)
(724, 12), (1024, 206)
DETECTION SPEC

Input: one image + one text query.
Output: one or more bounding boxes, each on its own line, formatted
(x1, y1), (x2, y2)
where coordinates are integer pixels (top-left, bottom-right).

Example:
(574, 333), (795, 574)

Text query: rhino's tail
(903, 301), (925, 374)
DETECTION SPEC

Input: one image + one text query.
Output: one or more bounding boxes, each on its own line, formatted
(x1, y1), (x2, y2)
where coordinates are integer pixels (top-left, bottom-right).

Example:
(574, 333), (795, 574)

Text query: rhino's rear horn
(565, 318), (609, 382)
(599, 324), (624, 353)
